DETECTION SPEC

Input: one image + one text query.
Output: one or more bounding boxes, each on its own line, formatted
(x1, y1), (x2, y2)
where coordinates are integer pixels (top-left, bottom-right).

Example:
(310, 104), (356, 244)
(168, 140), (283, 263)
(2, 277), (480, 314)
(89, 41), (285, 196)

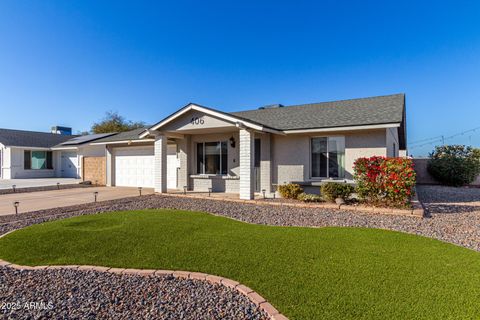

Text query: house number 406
(190, 117), (205, 125)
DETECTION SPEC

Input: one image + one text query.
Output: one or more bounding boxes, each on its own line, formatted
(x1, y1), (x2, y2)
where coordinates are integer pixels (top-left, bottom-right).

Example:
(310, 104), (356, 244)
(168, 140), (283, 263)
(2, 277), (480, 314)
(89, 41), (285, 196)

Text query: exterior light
(262, 189), (266, 199)
(183, 186), (187, 195)
(273, 193), (276, 199)
(57, 182), (60, 190)
(229, 136), (236, 148)
(12, 185), (16, 193)
(138, 187), (142, 196)
(13, 201), (19, 214)
(94, 191), (98, 202)
(208, 187), (212, 197)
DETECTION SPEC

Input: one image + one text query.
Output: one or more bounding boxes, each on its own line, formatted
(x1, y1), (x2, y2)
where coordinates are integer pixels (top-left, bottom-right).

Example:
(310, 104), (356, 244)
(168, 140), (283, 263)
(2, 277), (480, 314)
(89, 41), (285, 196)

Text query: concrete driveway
(0, 187), (154, 216)
(0, 178), (82, 190)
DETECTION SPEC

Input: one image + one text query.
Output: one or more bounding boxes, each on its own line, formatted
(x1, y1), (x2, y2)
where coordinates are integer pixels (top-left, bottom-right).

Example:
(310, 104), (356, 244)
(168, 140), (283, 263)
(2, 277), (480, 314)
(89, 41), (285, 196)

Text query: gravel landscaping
(1, 184), (479, 319)
(0, 267), (268, 320)
(1, 184), (479, 251)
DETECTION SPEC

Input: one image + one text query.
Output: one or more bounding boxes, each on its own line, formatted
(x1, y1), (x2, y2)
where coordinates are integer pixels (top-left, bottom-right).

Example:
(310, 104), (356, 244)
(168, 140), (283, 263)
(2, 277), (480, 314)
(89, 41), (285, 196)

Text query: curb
(163, 192), (425, 218)
(0, 256), (288, 320)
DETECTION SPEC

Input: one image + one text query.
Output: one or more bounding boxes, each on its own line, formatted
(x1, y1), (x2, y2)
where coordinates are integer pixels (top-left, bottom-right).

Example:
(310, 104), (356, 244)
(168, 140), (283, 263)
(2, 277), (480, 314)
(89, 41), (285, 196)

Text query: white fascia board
(50, 146), (79, 151)
(283, 123), (400, 134)
(7, 146), (53, 150)
(140, 104), (282, 138)
(90, 139), (155, 146)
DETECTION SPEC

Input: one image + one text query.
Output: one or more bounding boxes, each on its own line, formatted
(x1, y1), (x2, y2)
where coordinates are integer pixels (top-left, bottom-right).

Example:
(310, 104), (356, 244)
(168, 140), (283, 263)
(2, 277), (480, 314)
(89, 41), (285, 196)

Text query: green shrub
(354, 156), (416, 207)
(427, 145), (480, 187)
(297, 192), (323, 202)
(320, 182), (355, 202)
(278, 183), (303, 199)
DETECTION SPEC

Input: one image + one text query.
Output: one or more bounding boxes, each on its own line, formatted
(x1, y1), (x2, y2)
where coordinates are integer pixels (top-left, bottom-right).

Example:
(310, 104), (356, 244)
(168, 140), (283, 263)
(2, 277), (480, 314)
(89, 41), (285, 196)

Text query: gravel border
(1, 185), (479, 251)
(0, 263), (273, 320)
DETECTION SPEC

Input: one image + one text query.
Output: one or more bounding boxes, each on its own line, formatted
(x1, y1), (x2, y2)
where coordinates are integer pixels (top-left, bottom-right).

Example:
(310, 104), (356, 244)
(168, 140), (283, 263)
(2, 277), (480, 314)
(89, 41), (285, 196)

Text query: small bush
(427, 145), (480, 187)
(298, 192), (323, 202)
(278, 183), (303, 199)
(320, 182), (355, 202)
(354, 156), (416, 207)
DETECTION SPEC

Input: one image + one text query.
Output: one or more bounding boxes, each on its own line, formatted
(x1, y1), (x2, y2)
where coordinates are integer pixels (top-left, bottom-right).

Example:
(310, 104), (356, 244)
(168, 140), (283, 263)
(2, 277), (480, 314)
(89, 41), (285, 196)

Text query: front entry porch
(142, 104), (274, 200)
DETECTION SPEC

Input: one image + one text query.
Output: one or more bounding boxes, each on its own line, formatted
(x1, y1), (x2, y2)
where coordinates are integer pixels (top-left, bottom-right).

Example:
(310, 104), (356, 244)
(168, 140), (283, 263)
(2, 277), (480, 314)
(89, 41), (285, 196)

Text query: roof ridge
(284, 93), (405, 109)
(231, 93), (405, 113)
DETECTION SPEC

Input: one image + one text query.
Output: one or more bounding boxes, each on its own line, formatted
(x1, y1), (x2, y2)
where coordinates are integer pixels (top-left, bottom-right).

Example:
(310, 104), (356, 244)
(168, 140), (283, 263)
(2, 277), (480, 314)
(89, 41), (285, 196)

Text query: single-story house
(90, 93), (406, 199)
(0, 128), (113, 179)
(0, 93), (407, 199)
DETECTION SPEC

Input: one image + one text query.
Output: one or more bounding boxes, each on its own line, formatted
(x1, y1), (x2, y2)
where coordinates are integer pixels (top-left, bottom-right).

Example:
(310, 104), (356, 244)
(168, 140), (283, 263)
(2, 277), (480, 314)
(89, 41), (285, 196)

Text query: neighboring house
(0, 128), (113, 179)
(90, 93), (406, 199)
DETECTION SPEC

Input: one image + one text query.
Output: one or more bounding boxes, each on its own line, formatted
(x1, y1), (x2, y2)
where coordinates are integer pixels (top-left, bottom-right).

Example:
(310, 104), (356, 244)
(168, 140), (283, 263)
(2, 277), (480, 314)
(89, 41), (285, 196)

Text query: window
(311, 137), (345, 178)
(24, 150), (53, 170)
(196, 141), (227, 174)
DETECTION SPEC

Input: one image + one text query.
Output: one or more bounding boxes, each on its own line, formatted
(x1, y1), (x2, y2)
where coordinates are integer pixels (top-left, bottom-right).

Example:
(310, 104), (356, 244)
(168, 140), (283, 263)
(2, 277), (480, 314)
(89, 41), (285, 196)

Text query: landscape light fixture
(57, 182), (60, 190)
(94, 191), (98, 202)
(183, 186), (187, 195)
(13, 201), (19, 214)
(262, 189), (266, 199)
(208, 187), (212, 197)
(138, 187), (142, 196)
(12, 185), (16, 193)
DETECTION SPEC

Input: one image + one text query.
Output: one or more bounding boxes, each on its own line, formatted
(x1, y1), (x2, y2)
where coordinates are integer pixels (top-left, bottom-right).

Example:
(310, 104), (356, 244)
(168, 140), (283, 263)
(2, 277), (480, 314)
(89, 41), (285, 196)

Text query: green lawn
(1, 210), (479, 319)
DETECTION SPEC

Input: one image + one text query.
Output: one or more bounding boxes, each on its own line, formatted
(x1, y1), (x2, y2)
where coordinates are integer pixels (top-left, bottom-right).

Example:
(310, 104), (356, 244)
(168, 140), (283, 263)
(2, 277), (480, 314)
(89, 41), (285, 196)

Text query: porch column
(154, 134), (167, 193)
(239, 129), (254, 199)
(177, 136), (190, 190)
(105, 146), (114, 186)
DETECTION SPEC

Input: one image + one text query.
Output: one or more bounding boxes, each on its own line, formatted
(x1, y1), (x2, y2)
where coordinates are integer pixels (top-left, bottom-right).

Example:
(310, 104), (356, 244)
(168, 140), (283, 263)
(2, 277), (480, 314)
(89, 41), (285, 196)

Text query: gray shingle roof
(91, 127), (149, 143)
(0, 128), (77, 148)
(230, 93), (405, 131)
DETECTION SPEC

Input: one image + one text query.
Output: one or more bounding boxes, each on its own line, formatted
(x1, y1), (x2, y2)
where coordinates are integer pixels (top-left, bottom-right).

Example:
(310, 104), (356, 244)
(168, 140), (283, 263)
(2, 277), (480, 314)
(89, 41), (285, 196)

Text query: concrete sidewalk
(0, 187), (154, 216)
(0, 178), (82, 190)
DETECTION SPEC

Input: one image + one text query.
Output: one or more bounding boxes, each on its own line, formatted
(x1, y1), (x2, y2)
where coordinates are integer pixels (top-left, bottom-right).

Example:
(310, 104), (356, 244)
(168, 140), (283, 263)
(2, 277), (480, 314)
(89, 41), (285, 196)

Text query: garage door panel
(114, 147), (154, 188)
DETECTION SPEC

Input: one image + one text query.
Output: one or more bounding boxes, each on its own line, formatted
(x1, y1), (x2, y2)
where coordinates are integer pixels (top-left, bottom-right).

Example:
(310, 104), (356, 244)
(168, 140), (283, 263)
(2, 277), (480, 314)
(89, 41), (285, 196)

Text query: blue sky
(0, 1), (479, 156)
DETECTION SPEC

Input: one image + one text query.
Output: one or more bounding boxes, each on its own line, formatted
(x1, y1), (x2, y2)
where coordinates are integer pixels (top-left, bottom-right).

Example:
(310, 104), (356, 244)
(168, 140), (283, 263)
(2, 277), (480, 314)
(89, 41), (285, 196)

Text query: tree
(427, 145), (480, 187)
(91, 111), (146, 134)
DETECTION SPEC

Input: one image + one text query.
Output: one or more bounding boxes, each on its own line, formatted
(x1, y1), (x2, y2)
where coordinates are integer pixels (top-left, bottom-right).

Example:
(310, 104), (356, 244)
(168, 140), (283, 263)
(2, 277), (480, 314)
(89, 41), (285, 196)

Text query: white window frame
(310, 136), (345, 179)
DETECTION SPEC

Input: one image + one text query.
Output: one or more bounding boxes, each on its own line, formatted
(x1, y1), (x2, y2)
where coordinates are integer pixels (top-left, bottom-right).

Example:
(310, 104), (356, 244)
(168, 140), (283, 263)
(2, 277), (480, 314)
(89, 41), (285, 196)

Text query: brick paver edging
(165, 192), (425, 218)
(0, 255), (287, 320)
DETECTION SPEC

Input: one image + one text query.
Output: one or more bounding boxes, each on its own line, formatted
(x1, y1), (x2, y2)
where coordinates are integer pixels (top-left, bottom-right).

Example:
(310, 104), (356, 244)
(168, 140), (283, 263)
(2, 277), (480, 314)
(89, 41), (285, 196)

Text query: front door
(61, 152), (78, 178)
(254, 139), (261, 192)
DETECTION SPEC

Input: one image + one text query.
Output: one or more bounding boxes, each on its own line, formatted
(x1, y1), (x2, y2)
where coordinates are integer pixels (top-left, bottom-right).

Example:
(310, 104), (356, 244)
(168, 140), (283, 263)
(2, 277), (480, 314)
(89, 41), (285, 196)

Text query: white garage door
(114, 146), (154, 188)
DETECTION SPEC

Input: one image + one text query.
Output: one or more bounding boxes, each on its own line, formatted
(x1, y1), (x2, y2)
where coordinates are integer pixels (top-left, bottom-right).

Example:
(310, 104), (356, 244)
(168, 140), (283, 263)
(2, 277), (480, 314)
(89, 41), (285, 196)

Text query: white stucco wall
(0, 144), (11, 179)
(7, 147), (59, 179)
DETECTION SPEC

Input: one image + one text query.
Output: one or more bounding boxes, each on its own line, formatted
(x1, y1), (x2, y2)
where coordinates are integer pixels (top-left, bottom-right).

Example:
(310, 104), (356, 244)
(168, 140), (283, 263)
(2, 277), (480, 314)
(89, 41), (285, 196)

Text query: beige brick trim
(0, 257), (288, 320)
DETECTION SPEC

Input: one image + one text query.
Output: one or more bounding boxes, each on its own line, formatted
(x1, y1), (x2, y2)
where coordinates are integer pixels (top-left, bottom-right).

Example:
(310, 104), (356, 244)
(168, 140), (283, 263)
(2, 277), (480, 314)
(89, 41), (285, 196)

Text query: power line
(409, 125), (480, 150)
